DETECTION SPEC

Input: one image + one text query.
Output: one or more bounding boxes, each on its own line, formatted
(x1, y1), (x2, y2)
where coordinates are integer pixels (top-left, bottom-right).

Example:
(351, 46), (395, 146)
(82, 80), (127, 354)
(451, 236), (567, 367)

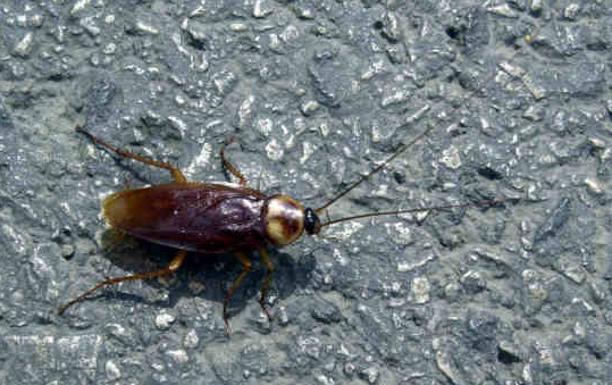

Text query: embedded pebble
(230, 23), (248, 32)
(397, 254), (436, 272)
(530, 0), (543, 13)
(105, 360), (121, 381)
(155, 311), (176, 330)
(135, 21), (159, 35)
(436, 349), (461, 384)
(61, 244), (75, 259)
(460, 270), (486, 294)
(71, 0), (91, 15)
(589, 282), (606, 304)
(80, 17), (100, 36)
(183, 329), (199, 349)
(584, 178), (604, 194)
(440, 146), (462, 169)
(359, 366), (379, 384)
(563, 4), (580, 20)
(409, 276), (431, 304)
(235, 95), (255, 129)
(385, 222), (413, 245)
(265, 138), (284, 161)
(562, 265), (586, 284)
(523, 105), (545, 122)
(253, 0), (272, 18)
(300, 100), (320, 116)
(487, 4), (518, 17)
(13, 32), (34, 57)
(166, 349), (189, 365)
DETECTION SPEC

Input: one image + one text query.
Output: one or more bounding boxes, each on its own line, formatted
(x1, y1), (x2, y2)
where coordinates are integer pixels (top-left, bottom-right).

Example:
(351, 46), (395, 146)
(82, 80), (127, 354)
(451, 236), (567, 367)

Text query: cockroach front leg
(58, 250), (187, 315)
(223, 252), (252, 334)
(75, 125), (188, 183)
(258, 248), (275, 322)
(220, 139), (247, 186)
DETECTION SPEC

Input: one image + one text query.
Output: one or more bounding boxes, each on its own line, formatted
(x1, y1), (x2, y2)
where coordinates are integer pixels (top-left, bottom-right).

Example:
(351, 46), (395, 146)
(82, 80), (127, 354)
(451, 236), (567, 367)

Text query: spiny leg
(220, 138), (247, 186)
(223, 252), (252, 335)
(58, 250), (187, 315)
(75, 125), (187, 183)
(258, 248), (275, 321)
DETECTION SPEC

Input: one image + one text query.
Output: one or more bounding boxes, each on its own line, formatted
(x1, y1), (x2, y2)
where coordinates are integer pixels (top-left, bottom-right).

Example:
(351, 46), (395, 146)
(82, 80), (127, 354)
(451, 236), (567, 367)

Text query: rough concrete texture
(0, 0), (610, 384)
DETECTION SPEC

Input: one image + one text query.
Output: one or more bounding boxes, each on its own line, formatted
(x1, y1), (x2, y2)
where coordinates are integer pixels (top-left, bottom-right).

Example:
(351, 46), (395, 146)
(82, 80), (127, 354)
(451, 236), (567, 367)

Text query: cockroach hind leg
(223, 253), (252, 335)
(75, 125), (188, 183)
(58, 250), (187, 315)
(258, 249), (275, 322)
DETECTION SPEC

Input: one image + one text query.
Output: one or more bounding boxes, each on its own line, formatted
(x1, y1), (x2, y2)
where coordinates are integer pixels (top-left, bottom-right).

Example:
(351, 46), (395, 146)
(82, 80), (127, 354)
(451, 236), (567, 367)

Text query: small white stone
(588, 137), (605, 149)
(236, 95), (255, 129)
(530, 0), (543, 12)
(30, 14), (44, 27)
(256, 118), (273, 136)
(230, 23), (248, 32)
(71, 0), (91, 15)
(300, 100), (320, 116)
(136, 21), (159, 35)
(397, 254), (436, 272)
(102, 43), (116, 55)
(280, 25), (299, 43)
(584, 178), (603, 194)
(253, 0), (272, 18)
(564, 3), (580, 20)
(440, 145), (462, 169)
(13, 32), (34, 57)
(183, 329), (199, 349)
(488, 4), (518, 17)
(155, 311), (176, 330)
(573, 321), (585, 338)
(265, 138), (284, 161)
(562, 265), (586, 284)
(386, 222), (413, 245)
(105, 360), (121, 381)
(409, 276), (430, 304)
(166, 349), (189, 365)
(361, 366), (379, 384)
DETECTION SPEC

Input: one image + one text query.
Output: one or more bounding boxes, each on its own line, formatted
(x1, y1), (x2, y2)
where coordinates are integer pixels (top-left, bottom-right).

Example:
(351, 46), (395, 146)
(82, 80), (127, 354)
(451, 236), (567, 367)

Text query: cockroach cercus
(58, 124), (506, 333)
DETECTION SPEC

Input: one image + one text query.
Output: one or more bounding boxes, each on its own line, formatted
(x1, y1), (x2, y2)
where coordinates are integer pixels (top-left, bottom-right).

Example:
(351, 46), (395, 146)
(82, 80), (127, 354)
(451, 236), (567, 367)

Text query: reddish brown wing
(103, 183), (269, 253)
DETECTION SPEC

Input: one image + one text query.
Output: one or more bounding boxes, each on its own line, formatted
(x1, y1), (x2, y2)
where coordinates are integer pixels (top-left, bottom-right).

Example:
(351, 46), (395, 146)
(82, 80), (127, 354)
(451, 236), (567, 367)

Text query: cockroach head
(304, 207), (321, 235)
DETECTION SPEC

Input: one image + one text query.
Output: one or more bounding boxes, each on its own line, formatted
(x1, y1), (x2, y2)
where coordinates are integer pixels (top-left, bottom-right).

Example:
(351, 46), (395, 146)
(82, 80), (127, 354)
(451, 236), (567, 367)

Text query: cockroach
(59, 124), (503, 333)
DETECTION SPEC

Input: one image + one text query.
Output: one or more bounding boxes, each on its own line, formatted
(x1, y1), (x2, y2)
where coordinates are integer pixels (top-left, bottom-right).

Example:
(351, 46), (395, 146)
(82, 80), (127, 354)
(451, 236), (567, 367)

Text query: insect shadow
(95, 228), (315, 323)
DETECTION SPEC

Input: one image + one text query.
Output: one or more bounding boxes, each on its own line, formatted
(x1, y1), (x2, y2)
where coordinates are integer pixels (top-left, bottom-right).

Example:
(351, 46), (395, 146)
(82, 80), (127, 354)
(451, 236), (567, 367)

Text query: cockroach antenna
(312, 121), (516, 229)
(319, 198), (508, 229)
(315, 125), (436, 214)
(314, 22), (539, 224)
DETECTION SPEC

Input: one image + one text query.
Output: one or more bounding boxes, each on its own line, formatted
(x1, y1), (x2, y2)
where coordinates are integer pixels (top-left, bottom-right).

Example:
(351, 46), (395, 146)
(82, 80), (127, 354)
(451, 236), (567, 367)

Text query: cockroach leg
(75, 125), (187, 183)
(220, 138), (247, 186)
(58, 250), (187, 315)
(223, 252), (252, 334)
(258, 248), (275, 321)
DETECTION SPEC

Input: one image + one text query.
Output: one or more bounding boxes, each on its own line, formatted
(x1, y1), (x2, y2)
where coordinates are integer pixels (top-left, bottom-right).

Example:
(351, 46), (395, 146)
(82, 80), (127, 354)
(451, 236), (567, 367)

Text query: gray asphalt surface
(0, 1), (610, 384)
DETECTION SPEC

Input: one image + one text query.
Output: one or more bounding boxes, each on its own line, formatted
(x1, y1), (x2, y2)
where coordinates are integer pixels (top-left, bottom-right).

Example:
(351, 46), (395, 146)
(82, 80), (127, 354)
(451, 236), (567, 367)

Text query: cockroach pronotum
(58, 124), (505, 333)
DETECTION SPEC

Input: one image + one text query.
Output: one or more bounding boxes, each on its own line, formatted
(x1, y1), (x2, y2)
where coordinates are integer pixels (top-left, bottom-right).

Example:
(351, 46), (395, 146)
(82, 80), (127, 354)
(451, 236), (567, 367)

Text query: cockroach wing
(102, 183), (269, 253)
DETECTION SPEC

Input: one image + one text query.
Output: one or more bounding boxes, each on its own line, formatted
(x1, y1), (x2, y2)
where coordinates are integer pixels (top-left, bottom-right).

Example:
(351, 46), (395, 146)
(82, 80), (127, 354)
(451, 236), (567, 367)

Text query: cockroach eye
(304, 207), (321, 235)
(264, 195), (305, 246)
